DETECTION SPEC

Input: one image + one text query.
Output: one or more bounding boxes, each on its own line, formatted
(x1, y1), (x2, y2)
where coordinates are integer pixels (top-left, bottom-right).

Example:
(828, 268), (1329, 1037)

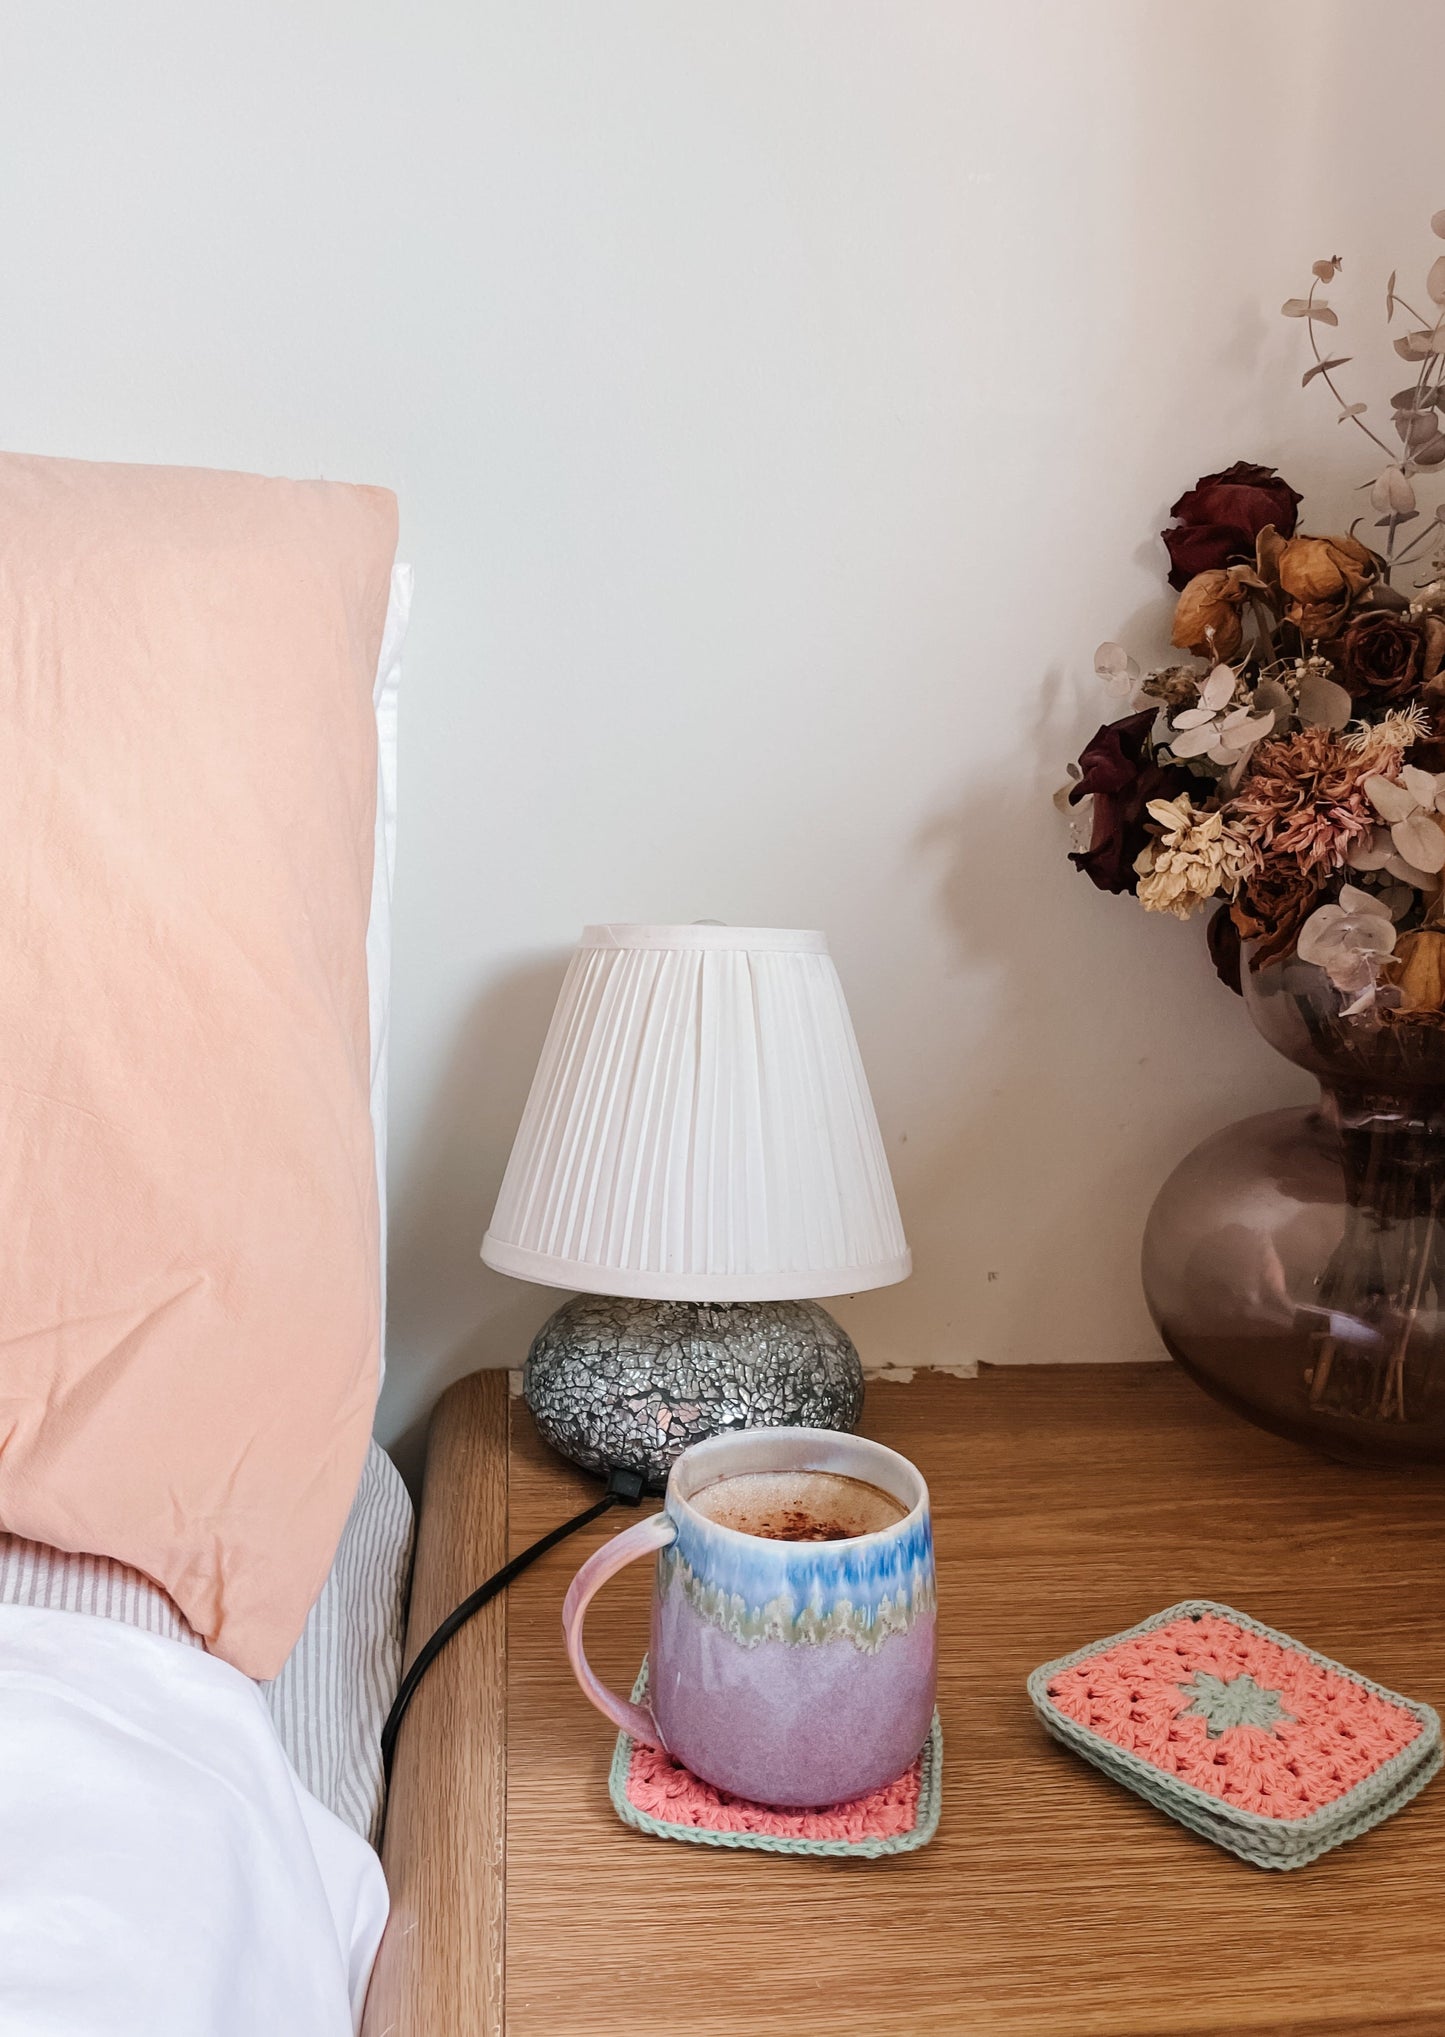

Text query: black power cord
(380, 1462), (648, 1784)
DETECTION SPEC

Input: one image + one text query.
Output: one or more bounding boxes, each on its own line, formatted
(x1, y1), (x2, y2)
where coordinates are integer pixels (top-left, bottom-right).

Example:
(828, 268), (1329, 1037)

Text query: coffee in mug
(562, 1426), (936, 1807)
(690, 1469), (908, 1542)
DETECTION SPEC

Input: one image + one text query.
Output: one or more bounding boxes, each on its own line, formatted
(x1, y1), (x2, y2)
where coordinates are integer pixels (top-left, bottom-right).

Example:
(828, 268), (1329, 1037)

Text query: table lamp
(481, 923), (910, 1483)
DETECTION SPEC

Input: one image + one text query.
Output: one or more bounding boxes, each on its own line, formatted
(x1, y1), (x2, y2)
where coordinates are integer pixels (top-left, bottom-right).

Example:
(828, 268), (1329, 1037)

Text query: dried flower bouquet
(1072, 211), (1445, 1438)
(1065, 211), (1445, 1012)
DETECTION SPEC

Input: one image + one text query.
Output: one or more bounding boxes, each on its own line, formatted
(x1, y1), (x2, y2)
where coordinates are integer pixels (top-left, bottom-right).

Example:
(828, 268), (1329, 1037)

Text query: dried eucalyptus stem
(1285, 220), (1445, 587)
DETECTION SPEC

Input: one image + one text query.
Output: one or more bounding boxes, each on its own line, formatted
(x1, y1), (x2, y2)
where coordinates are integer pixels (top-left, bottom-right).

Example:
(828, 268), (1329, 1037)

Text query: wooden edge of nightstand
(363, 1370), (509, 2037)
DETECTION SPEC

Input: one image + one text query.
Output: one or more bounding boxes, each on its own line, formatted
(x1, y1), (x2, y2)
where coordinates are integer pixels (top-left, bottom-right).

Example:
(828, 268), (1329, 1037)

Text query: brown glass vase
(1143, 951), (1445, 1463)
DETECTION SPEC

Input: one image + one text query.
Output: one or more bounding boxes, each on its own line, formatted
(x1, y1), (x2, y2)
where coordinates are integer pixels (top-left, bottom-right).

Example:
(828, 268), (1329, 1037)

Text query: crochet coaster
(1028, 1600), (1441, 1870)
(608, 1658), (942, 1858)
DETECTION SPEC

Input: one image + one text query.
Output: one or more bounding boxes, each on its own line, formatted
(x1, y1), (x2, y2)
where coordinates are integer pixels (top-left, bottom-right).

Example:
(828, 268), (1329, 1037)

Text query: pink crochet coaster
(608, 1659), (942, 1858)
(1028, 1601), (1441, 1869)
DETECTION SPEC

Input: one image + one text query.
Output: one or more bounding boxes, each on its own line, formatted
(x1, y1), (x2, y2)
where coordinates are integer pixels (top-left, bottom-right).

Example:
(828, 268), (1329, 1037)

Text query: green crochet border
(1027, 1599), (1443, 1870)
(608, 1657), (942, 1858)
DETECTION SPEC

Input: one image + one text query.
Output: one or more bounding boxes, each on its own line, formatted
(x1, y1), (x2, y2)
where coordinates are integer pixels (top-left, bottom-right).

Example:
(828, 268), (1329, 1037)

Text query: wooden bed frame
(361, 1371), (508, 2035)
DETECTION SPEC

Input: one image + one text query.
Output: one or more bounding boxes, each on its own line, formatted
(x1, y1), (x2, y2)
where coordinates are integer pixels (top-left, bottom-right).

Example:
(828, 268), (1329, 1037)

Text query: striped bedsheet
(0, 1439), (413, 1843)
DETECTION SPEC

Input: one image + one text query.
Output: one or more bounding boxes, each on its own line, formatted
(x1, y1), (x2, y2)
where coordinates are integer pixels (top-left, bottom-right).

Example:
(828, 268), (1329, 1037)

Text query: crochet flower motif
(1177, 1670), (1293, 1738)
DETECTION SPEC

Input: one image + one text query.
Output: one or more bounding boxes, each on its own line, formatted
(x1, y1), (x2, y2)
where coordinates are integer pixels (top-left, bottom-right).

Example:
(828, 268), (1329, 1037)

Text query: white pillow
(367, 564), (411, 1380)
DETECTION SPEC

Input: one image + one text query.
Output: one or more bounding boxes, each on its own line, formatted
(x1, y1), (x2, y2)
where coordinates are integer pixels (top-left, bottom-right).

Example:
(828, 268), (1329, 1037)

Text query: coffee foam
(689, 1468), (908, 1543)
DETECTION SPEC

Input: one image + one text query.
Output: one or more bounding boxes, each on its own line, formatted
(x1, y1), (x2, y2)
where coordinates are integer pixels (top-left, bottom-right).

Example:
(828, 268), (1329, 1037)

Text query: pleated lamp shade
(481, 925), (910, 1303)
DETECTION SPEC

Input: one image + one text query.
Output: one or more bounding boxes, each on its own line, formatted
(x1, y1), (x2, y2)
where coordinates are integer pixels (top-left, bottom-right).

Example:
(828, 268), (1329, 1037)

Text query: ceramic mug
(562, 1426), (936, 1807)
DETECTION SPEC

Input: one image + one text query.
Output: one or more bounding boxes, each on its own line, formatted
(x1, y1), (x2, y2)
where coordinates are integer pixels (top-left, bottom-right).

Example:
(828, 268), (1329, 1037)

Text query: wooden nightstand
(364, 1365), (1445, 2036)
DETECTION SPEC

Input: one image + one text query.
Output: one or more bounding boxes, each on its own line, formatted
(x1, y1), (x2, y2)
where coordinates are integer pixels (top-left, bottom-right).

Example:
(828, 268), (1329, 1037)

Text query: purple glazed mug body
(561, 1426), (936, 1807)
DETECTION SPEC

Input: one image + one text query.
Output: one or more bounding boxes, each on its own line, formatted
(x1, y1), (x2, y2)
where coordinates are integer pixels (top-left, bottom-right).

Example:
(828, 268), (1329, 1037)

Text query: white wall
(1, 1), (1436, 1468)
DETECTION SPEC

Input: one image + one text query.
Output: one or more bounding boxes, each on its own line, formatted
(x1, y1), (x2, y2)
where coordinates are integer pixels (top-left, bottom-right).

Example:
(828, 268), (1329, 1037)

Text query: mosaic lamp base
(522, 1295), (864, 1486)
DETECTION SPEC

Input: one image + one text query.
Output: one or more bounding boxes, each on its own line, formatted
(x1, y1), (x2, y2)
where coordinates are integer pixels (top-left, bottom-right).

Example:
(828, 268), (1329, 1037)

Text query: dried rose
(1170, 565), (1259, 660)
(1232, 854), (1329, 968)
(1207, 900), (1244, 994)
(1392, 929), (1445, 1012)
(1162, 463), (1302, 593)
(1338, 609), (1445, 705)
(1067, 709), (1189, 896)
(1255, 528), (1378, 642)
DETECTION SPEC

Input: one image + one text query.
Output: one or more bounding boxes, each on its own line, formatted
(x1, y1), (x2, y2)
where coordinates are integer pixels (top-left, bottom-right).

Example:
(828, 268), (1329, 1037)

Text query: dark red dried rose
(1207, 902), (1244, 995)
(1068, 709), (1189, 895)
(1162, 461), (1303, 592)
(1338, 608), (1445, 705)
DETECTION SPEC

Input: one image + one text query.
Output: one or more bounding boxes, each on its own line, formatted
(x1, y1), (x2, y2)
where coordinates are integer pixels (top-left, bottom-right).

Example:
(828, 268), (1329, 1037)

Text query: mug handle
(562, 1510), (678, 1745)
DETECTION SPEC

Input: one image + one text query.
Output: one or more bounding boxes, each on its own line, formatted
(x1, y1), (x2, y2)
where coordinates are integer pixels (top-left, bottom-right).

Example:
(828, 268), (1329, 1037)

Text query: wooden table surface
(374, 1364), (1445, 2036)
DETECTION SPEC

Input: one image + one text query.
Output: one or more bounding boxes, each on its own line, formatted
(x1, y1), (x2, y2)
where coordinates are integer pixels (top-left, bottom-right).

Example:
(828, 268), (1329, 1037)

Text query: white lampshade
(481, 925), (910, 1303)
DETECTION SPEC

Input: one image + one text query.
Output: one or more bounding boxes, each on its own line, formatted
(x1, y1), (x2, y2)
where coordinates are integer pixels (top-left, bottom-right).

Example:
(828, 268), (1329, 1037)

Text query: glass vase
(1142, 951), (1445, 1462)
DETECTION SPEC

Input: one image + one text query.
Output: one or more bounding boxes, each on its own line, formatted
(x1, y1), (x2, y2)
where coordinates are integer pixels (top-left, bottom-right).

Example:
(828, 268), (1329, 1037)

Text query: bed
(0, 1436), (413, 1843)
(0, 454), (419, 2030)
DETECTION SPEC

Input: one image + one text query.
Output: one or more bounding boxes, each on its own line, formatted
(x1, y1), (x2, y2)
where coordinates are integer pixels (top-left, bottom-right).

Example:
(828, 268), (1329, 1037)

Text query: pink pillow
(0, 453), (397, 1677)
